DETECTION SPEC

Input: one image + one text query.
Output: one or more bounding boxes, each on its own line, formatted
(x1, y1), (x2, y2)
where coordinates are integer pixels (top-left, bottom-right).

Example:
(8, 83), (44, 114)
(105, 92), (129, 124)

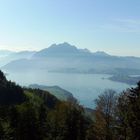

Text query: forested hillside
(0, 70), (140, 140)
(29, 84), (75, 101)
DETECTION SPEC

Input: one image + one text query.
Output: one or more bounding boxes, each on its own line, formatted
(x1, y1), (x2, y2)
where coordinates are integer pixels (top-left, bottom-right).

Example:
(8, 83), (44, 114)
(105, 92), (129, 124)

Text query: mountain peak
(49, 42), (77, 50)
(33, 42), (110, 58)
(47, 42), (78, 53)
(79, 48), (91, 53)
(93, 51), (109, 56)
(33, 42), (79, 57)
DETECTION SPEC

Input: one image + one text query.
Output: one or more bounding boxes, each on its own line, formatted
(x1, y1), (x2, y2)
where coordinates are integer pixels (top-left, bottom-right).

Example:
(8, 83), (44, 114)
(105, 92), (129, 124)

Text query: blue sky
(0, 0), (140, 56)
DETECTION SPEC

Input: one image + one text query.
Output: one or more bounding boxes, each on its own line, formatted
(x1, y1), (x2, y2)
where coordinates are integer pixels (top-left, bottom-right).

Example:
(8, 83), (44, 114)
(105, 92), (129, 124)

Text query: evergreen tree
(117, 82), (140, 140)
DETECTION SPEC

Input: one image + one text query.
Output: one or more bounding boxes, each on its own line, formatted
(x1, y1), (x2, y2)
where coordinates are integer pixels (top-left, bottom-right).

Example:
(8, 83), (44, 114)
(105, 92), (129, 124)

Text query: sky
(0, 0), (140, 56)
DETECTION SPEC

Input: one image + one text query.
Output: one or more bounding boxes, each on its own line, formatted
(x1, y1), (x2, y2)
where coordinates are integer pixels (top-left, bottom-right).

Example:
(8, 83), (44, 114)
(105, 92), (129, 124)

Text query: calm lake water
(4, 70), (131, 108)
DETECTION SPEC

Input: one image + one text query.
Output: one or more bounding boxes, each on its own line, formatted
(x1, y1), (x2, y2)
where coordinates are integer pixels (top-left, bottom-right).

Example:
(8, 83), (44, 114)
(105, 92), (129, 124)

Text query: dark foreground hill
(0, 70), (92, 140)
(0, 70), (140, 140)
(0, 70), (59, 107)
(0, 70), (25, 105)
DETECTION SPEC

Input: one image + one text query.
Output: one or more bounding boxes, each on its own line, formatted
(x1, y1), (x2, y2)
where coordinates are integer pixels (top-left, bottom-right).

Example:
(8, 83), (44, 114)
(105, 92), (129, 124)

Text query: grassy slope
(29, 84), (75, 101)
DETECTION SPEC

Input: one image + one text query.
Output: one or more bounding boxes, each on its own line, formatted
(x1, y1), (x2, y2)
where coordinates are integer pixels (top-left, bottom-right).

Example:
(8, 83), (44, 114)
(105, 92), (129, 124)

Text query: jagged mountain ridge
(1, 42), (140, 75)
(33, 42), (109, 58)
(33, 42), (80, 57)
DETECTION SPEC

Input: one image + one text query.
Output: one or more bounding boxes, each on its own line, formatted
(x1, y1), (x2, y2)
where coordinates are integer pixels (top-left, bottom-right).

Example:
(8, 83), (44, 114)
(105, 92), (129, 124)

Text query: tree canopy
(0, 70), (140, 140)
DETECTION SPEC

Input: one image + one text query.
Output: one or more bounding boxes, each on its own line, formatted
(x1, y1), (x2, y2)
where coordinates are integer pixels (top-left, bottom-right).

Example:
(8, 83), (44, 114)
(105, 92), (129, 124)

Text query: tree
(0, 119), (4, 139)
(15, 103), (40, 140)
(38, 104), (48, 139)
(86, 124), (98, 140)
(47, 102), (89, 140)
(117, 82), (140, 140)
(94, 89), (117, 140)
(0, 70), (25, 105)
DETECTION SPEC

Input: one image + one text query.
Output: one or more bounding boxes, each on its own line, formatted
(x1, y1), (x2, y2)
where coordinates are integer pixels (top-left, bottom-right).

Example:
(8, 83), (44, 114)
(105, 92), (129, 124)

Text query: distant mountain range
(0, 50), (36, 67)
(0, 50), (14, 57)
(1, 42), (140, 76)
(33, 42), (109, 58)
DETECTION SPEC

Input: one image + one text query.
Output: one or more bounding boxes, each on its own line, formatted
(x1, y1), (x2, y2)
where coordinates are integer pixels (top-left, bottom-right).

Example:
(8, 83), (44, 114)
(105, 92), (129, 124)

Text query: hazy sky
(0, 0), (140, 56)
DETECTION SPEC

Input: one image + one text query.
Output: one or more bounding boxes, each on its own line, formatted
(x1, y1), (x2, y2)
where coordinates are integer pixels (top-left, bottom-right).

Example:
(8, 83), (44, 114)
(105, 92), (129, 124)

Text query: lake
(4, 70), (131, 108)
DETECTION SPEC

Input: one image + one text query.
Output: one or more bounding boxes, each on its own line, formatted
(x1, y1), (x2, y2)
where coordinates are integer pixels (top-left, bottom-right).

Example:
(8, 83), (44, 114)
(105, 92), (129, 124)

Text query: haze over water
(5, 70), (130, 108)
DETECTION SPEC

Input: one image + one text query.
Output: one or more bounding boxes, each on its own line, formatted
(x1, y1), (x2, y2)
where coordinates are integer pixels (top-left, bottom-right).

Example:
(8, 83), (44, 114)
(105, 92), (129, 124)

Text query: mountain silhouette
(1, 42), (140, 75)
